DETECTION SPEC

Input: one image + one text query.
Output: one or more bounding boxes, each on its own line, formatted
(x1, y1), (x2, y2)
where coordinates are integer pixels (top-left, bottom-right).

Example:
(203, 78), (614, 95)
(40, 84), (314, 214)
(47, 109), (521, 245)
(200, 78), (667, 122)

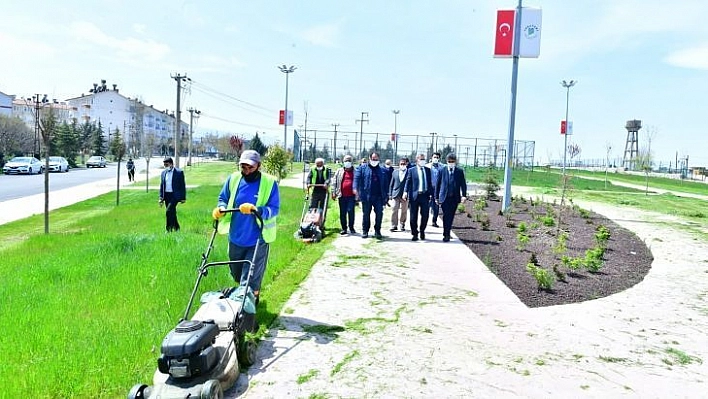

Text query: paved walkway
(227, 174), (708, 398)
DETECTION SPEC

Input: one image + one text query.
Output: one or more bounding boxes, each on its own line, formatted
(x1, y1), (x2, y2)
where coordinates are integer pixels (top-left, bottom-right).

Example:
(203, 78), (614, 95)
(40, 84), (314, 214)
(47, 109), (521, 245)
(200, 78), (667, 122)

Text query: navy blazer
(353, 164), (388, 204)
(405, 165), (433, 202)
(388, 168), (408, 199)
(436, 167), (467, 204)
(160, 168), (186, 202)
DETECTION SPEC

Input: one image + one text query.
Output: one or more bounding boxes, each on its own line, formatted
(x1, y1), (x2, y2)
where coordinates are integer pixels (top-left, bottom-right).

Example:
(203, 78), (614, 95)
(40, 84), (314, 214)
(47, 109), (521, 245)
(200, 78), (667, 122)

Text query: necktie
(421, 168), (426, 192)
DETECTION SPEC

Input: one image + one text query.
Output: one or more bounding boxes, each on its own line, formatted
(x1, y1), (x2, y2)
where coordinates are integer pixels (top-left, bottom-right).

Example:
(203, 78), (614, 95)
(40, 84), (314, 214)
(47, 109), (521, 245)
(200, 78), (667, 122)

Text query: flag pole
(502, 0), (523, 213)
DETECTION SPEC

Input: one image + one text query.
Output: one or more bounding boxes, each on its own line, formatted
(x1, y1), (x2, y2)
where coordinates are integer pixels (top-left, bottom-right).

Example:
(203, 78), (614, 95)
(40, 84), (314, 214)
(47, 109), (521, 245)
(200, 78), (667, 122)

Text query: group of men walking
(330, 151), (467, 242)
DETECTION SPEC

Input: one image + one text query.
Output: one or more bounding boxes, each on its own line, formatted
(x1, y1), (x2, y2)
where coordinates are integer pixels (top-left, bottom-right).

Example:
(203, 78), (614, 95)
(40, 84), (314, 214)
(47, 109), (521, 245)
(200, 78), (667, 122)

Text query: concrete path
(227, 174), (708, 398)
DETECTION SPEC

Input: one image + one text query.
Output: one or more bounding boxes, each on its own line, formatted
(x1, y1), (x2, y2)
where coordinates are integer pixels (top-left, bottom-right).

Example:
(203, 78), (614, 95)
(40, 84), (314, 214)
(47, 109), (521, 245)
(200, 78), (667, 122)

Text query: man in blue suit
(436, 153), (467, 242)
(353, 152), (388, 239)
(404, 153), (433, 241)
(428, 152), (444, 227)
(159, 157), (186, 232)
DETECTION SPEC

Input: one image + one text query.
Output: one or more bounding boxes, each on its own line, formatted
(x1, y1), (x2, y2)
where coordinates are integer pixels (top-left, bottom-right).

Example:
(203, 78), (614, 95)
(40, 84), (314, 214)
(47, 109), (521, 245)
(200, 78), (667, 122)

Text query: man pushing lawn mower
(296, 158), (331, 242)
(213, 150), (280, 321)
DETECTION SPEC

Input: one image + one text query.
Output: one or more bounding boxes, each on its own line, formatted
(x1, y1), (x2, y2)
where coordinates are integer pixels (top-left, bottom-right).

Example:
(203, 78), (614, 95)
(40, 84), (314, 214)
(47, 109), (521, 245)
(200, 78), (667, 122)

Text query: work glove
(212, 207), (225, 220)
(239, 203), (257, 214)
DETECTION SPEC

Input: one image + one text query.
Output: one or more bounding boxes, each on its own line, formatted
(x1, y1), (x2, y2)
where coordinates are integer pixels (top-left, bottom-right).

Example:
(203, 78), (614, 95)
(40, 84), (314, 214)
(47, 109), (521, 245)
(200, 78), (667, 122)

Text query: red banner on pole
(279, 110), (285, 125)
(494, 10), (515, 58)
(560, 120), (567, 134)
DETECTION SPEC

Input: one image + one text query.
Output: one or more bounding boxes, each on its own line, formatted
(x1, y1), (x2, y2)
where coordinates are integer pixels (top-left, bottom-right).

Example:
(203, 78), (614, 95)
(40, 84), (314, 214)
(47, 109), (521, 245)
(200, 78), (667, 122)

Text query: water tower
(622, 119), (641, 170)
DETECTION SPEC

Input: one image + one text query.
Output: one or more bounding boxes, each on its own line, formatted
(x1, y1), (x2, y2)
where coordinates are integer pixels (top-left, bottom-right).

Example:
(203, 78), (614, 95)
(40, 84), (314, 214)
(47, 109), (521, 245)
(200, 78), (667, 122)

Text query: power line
(190, 80), (273, 112)
(200, 113), (274, 130)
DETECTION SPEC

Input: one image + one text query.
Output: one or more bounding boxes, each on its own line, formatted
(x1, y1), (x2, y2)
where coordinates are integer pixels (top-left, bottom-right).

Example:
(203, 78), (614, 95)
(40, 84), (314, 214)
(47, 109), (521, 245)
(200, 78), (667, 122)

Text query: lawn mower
(128, 209), (263, 399)
(294, 183), (329, 243)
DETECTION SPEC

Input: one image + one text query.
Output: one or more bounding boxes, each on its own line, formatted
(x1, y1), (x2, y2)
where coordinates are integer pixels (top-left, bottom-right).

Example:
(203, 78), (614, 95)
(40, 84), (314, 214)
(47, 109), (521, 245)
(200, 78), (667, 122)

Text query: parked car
(45, 156), (69, 172)
(86, 156), (107, 168)
(2, 157), (44, 175)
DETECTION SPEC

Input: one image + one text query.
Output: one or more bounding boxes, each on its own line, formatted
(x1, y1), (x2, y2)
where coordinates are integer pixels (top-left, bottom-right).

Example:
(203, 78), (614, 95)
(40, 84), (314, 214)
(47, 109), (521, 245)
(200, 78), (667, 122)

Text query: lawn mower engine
(157, 319), (219, 379)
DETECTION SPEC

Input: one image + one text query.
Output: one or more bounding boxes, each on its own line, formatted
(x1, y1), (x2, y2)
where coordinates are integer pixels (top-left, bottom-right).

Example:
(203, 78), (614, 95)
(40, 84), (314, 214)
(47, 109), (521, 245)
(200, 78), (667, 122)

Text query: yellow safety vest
(218, 172), (277, 243)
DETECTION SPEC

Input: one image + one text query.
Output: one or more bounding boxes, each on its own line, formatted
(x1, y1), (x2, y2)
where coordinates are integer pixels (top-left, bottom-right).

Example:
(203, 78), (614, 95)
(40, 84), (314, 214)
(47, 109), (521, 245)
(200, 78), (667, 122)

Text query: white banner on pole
(519, 7), (542, 58)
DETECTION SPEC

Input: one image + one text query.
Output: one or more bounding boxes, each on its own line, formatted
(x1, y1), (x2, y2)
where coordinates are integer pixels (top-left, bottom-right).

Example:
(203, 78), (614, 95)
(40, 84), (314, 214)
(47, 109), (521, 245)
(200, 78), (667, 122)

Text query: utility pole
(171, 73), (189, 168)
(187, 107), (201, 167)
(303, 101), (308, 161)
(332, 123), (339, 162)
(356, 111), (369, 157)
(453, 134), (458, 155)
(279, 65), (297, 150)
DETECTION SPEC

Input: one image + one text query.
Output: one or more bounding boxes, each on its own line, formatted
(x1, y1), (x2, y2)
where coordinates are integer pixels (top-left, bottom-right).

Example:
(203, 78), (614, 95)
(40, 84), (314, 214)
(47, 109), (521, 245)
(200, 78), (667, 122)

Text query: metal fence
(294, 130), (535, 167)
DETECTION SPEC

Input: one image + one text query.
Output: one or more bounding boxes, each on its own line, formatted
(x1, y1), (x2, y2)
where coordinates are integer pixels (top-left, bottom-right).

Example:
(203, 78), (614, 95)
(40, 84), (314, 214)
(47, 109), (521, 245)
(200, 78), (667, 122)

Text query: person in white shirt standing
(388, 157), (409, 232)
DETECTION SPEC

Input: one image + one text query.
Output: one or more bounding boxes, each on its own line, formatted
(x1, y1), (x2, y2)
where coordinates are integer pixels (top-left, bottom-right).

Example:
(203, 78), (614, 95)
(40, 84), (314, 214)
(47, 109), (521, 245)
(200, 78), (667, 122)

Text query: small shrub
(474, 197), (487, 211)
(594, 225), (611, 248)
(483, 167), (501, 199)
(584, 247), (605, 272)
(578, 208), (590, 219)
(552, 264), (566, 282)
(516, 232), (530, 250)
(553, 231), (568, 254)
(457, 203), (466, 213)
(480, 214), (490, 230)
(561, 255), (583, 270)
(529, 253), (539, 266)
(518, 222), (527, 233)
(526, 263), (555, 291)
(541, 216), (555, 227)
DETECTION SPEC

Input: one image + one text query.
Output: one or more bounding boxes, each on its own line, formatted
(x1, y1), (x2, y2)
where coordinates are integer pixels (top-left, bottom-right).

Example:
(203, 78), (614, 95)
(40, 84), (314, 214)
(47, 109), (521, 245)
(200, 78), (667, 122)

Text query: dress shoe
(432, 223), (439, 228)
(349, 228), (357, 234)
(340, 229), (348, 235)
(420, 232), (426, 240)
(390, 227), (398, 232)
(374, 233), (383, 240)
(400, 225), (405, 231)
(362, 233), (369, 239)
(411, 235), (419, 241)
(443, 236), (451, 242)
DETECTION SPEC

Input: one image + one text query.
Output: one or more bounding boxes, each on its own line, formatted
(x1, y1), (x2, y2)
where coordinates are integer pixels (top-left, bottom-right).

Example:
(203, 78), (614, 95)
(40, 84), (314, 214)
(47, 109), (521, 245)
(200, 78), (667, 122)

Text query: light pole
(278, 64), (296, 150)
(561, 79), (576, 176)
(392, 110), (400, 159)
(453, 134), (458, 155)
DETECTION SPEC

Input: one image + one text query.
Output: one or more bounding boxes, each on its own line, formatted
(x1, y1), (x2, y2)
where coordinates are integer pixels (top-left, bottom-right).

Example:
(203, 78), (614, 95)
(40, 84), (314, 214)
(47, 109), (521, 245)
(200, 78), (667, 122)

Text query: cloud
(190, 55), (246, 72)
(69, 21), (170, 65)
(301, 20), (344, 48)
(664, 44), (708, 70)
(132, 23), (147, 35)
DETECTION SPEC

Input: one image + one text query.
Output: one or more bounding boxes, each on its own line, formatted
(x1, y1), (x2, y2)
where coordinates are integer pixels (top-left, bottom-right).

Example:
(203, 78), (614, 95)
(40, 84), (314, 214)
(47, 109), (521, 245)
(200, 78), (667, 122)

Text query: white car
(87, 156), (107, 168)
(2, 157), (44, 175)
(46, 156), (69, 172)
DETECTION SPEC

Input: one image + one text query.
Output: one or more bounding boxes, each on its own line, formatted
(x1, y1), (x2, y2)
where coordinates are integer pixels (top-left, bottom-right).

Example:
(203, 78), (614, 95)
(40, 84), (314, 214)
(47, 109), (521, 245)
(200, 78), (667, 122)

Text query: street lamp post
(561, 80), (576, 176)
(278, 64), (297, 151)
(392, 110), (400, 160)
(453, 134), (458, 155)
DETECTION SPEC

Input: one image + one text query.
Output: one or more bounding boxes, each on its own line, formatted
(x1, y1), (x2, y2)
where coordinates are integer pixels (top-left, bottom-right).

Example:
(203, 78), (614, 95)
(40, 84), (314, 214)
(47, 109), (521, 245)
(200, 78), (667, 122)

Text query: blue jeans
(228, 241), (270, 293)
(361, 198), (384, 234)
(429, 195), (440, 222)
(338, 195), (356, 231)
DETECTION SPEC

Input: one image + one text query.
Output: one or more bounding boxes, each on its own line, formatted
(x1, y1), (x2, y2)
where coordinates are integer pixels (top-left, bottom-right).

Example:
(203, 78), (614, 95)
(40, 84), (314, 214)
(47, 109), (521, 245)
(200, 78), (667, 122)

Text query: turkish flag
(494, 10), (515, 57)
(560, 120), (567, 135)
(279, 110), (285, 125)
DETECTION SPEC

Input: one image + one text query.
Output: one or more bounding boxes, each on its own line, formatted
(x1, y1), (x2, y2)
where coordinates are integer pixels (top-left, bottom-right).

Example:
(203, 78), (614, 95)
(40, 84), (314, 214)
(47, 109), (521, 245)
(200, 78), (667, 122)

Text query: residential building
(0, 90), (14, 116)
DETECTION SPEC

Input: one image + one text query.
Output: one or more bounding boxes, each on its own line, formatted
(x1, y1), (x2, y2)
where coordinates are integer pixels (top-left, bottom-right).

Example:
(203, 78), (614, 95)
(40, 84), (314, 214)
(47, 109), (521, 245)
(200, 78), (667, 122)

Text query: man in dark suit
(388, 157), (409, 232)
(159, 157), (186, 232)
(404, 153), (433, 241)
(436, 153), (467, 242)
(353, 152), (388, 239)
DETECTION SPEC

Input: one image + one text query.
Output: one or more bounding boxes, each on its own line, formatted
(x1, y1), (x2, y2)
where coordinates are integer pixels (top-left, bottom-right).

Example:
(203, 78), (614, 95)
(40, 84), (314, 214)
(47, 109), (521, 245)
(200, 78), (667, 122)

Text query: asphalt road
(0, 158), (151, 202)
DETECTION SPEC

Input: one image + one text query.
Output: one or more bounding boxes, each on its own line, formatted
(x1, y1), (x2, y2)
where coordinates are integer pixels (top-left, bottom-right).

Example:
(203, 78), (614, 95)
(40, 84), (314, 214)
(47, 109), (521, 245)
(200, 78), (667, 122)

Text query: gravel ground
(225, 176), (708, 398)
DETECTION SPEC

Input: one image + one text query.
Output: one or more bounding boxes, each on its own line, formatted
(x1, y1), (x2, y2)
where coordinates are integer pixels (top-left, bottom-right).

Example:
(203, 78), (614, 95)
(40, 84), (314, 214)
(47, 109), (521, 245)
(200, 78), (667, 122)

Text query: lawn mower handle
(182, 210), (264, 321)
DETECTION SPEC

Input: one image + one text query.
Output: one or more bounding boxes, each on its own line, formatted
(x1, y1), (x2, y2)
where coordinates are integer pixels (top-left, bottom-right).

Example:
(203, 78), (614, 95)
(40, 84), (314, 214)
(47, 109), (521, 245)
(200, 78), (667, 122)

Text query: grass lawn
(565, 169), (708, 196)
(0, 161), (340, 398)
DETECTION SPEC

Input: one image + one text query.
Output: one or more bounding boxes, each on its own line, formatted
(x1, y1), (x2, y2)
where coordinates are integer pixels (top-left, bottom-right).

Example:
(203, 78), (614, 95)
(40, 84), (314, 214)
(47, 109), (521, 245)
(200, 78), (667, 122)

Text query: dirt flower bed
(452, 195), (654, 307)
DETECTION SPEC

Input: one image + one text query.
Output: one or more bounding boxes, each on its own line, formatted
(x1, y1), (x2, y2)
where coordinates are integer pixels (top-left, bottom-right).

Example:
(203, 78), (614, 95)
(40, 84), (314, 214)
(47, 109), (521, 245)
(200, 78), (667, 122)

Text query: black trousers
(409, 194), (430, 236)
(441, 198), (459, 238)
(164, 192), (180, 232)
(128, 169), (135, 181)
(310, 189), (327, 210)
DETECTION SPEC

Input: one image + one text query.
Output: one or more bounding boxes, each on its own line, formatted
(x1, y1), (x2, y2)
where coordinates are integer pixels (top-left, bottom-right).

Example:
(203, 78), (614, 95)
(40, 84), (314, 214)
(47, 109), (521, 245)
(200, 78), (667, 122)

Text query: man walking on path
(331, 154), (357, 235)
(436, 153), (467, 242)
(404, 153), (433, 241)
(388, 157), (409, 232)
(353, 152), (388, 240)
(428, 152), (443, 227)
(305, 157), (331, 210)
(126, 158), (135, 182)
(158, 157), (186, 232)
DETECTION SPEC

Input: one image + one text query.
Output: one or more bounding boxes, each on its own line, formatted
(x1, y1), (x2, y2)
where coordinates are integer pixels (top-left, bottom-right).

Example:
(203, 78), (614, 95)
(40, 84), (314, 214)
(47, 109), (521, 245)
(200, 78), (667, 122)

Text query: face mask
(343, 161), (352, 168)
(369, 160), (379, 167)
(417, 159), (426, 167)
(399, 165), (407, 171)
(316, 166), (323, 171)
(243, 170), (260, 183)
(448, 163), (456, 169)
(432, 158), (439, 164)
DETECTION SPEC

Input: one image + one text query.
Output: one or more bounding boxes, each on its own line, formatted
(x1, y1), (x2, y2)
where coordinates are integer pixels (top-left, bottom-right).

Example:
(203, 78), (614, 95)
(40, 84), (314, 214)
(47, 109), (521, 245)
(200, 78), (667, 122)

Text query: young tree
(0, 115), (33, 163)
(78, 122), (94, 164)
(261, 144), (291, 181)
(39, 107), (59, 234)
(229, 135), (245, 159)
(92, 121), (106, 156)
(110, 129), (127, 205)
(55, 121), (81, 167)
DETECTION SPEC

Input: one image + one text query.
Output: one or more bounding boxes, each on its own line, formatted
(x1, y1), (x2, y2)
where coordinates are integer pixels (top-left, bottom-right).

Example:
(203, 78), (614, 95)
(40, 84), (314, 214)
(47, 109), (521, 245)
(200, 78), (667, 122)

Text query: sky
(2, 0), (707, 167)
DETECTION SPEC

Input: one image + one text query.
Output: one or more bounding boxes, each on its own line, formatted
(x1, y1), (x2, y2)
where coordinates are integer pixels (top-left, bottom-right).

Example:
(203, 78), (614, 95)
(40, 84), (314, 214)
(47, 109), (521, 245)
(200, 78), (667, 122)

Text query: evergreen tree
(109, 128), (126, 161)
(92, 121), (106, 156)
(249, 132), (268, 156)
(79, 122), (93, 163)
(55, 121), (80, 166)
